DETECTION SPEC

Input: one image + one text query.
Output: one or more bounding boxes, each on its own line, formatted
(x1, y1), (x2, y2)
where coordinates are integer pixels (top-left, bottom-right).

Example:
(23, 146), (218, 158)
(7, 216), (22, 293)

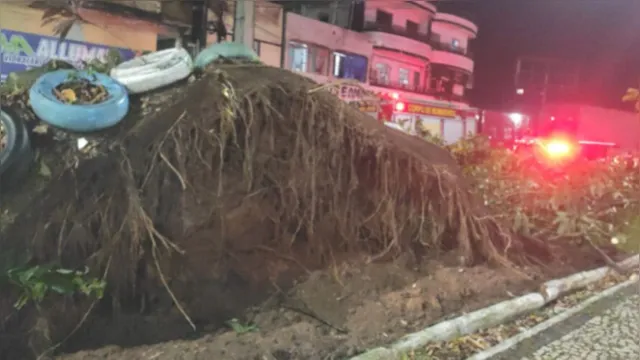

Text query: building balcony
(432, 13), (478, 38)
(430, 47), (474, 73)
(369, 76), (468, 103)
(363, 22), (430, 43)
(369, 77), (435, 96)
(430, 41), (472, 58)
(363, 22), (432, 59)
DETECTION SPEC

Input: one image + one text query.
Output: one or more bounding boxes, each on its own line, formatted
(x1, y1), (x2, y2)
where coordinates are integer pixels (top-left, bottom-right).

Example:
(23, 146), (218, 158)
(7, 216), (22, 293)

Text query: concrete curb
(465, 276), (639, 360)
(347, 255), (639, 360)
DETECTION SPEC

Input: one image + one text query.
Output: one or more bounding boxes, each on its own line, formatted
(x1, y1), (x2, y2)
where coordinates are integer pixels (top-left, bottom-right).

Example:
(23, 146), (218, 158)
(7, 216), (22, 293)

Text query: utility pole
(515, 56), (578, 132)
(541, 62), (550, 109)
(233, 0), (255, 46)
(191, 0), (208, 53)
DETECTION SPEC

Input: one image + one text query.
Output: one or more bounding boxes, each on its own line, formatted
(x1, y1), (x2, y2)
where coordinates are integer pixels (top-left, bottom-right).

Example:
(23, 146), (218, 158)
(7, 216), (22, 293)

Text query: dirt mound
(0, 65), (544, 359)
(56, 256), (545, 360)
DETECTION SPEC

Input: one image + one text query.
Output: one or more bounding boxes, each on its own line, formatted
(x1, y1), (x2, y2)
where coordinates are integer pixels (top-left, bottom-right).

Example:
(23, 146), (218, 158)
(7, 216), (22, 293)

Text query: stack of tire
(0, 108), (33, 190)
(2, 43), (259, 191)
(110, 47), (194, 94)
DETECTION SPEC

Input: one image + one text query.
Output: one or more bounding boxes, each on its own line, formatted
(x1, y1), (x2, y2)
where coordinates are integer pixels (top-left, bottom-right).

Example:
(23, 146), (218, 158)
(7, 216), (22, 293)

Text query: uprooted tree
(0, 58), (557, 358)
(2, 4), (636, 356)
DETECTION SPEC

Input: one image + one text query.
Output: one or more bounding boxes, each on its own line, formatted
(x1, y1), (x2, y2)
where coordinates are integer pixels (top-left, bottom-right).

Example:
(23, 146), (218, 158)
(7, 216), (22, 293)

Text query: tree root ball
(0, 65), (549, 359)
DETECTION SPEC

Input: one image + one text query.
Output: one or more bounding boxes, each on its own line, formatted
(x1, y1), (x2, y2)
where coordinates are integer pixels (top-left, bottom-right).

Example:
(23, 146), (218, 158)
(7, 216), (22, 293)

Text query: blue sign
(0, 29), (136, 81)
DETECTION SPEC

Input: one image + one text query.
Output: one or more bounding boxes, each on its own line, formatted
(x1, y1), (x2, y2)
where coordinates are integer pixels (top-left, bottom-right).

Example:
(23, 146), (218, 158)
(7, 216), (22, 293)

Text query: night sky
(437, 0), (640, 110)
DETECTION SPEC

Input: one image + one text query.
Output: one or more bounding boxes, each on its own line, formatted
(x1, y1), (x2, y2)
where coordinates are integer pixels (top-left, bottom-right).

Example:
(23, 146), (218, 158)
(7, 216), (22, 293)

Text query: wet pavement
(494, 282), (639, 360)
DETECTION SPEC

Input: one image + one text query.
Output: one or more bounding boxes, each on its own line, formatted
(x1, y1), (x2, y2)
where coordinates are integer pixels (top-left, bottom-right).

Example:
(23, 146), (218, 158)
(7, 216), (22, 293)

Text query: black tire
(0, 107), (33, 192)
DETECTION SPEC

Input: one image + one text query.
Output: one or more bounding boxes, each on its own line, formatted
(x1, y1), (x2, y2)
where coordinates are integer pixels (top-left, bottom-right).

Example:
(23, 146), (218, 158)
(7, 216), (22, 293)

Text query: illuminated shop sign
(406, 103), (457, 118)
(0, 29), (135, 82)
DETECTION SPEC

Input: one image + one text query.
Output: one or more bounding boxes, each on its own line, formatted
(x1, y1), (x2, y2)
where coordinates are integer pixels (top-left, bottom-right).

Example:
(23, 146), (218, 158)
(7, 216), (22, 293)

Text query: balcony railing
(362, 22), (431, 44)
(369, 77), (435, 95)
(369, 76), (468, 102)
(430, 41), (473, 58)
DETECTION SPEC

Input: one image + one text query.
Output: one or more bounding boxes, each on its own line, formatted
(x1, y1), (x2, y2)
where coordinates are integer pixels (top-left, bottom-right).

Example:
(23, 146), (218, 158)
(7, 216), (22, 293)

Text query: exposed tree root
(0, 64), (552, 358)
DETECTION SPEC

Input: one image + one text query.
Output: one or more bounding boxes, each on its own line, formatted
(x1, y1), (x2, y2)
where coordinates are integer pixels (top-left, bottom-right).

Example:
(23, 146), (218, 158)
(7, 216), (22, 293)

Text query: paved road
(494, 283), (640, 360)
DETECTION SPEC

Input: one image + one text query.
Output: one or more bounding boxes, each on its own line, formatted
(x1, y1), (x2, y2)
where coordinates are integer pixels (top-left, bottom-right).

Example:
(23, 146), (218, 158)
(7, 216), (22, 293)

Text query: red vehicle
(482, 104), (637, 167)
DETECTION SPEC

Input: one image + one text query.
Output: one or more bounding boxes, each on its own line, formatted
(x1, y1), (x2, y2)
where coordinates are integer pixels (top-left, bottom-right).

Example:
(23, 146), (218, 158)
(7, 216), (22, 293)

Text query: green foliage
(421, 131), (446, 146)
(226, 318), (258, 334)
(0, 60), (75, 96)
(447, 135), (492, 168)
(3, 264), (105, 309)
(83, 48), (123, 74)
(449, 135), (640, 249)
(622, 88), (640, 112)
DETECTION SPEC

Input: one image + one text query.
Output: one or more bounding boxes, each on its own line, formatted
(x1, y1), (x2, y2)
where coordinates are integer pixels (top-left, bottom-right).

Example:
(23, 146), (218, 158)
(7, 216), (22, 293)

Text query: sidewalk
(493, 283), (639, 360)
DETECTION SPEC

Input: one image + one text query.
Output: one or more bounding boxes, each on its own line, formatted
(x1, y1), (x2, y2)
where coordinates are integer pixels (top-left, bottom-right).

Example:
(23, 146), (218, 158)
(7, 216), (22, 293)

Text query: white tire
(110, 48), (193, 94)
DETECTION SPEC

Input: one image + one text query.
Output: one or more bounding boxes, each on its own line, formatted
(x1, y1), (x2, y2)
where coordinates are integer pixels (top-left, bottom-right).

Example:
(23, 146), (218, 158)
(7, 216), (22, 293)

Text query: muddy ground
(55, 247), (617, 360)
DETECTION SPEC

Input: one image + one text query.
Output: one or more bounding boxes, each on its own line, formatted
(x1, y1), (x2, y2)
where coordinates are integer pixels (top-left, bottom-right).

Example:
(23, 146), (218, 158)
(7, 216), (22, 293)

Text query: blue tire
(1, 108), (33, 192)
(28, 70), (129, 132)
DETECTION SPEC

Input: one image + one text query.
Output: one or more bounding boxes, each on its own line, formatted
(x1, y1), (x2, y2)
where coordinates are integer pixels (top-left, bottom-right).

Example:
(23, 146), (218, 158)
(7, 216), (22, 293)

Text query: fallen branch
(540, 254), (639, 303)
(348, 254), (639, 360)
(583, 234), (625, 275)
(390, 293), (546, 353)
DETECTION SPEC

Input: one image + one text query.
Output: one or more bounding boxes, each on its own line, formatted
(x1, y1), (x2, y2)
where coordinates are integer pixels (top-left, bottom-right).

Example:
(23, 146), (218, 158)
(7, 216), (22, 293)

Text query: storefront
(0, 28), (136, 82)
(390, 101), (477, 143)
(0, 2), (178, 82)
(328, 83), (380, 118)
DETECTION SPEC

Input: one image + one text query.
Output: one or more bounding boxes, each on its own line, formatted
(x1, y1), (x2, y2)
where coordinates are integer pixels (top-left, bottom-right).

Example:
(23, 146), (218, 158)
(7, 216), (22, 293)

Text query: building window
(318, 12), (330, 23)
(332, 51), (368, 82)
(310, 46), (330, 74)
(374, 63), (390, 84)
(413, 71), (421, 87)
(376, 10), (393, 27)
(406, 20), (419, 35)
(157, 38), (176, 51)
(253, 40), (261, 55)
(398, 68), (410, 86)
(288, 41), (308, 72)
(288, 41), (329, 75)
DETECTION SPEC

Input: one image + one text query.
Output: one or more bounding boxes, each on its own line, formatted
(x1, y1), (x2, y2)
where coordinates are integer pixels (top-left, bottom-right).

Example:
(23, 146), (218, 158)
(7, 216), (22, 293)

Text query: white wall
(434, 13), (478, 37)
(367, 30), (432, 58)
(430, 50), (474, 73)
(431, 22), (468, 49)
(431, 13), (477, 52)
(364, 2), (434, 36)
(298, 0), (353, 28)
(259, 42), (282, 68)
(370, 48), (429, 87)
(286, 12), (372, 57)
(285, 12), (372, 82)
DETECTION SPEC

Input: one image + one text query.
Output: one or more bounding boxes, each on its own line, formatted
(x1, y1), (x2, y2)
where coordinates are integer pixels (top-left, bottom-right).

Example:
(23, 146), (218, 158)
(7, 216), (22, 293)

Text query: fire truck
(481, 103), (639, 167)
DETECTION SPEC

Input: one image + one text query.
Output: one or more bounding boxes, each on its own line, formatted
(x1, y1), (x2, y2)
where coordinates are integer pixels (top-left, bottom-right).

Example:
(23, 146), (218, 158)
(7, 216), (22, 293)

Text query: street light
(509, 113), (524, 127)
(516, 88), (524, 95)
